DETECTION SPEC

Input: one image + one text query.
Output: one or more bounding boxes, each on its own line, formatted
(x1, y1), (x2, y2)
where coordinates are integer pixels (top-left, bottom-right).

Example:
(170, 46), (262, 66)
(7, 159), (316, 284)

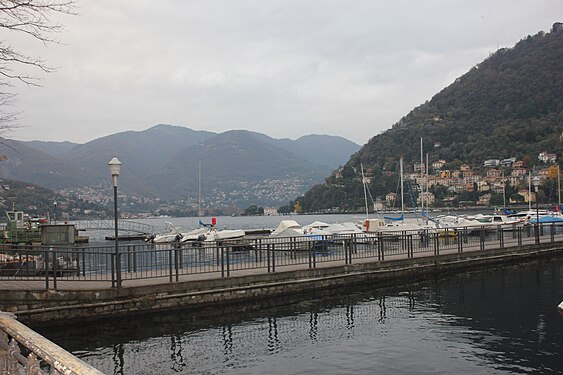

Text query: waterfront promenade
(0, 224), (562, 323)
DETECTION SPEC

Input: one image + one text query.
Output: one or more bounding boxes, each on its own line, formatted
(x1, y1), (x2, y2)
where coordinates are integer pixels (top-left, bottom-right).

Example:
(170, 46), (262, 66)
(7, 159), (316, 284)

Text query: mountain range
(0, 125), (360, 208)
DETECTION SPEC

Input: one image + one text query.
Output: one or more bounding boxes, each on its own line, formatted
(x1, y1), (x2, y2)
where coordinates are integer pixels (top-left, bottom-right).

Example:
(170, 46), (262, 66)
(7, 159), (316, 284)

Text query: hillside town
(385, 152), (556, 209)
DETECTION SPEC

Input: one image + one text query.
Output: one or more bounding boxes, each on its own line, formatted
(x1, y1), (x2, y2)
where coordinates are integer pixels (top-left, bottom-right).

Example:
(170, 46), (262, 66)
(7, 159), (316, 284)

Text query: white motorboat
(181, 227), (245, 243)
(270, 220), (305, 237)
(147, 222), (184, 243)
(558, 301), (563, 317)
(434, 215), (492, 231)
(470, 214), (523, 226)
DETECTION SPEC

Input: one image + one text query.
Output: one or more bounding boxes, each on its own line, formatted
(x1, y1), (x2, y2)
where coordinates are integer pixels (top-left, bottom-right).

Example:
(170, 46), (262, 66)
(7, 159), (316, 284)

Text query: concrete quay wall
(3, 243), (562, 324)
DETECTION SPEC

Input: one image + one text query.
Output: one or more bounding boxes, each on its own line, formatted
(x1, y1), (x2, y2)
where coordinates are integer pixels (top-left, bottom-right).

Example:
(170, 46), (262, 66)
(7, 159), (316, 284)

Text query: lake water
(34, 253), (563, 374)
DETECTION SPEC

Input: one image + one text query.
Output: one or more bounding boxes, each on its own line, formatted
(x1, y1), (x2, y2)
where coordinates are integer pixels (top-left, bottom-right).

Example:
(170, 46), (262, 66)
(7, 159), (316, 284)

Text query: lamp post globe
(108, 157), (122, 187)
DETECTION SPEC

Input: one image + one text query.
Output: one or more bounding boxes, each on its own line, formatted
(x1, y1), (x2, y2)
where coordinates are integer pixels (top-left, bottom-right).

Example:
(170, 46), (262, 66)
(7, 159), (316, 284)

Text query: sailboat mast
(400, 157), (405, 215)
(426, 152), (429, 223)
(198, 160), (202, 218)
(528, 171), (532, 211)
(361, 163), (369, 219)
(420, 138), (424, 214)
(502, 170), (506, 209)
(558, 167), (561, 208)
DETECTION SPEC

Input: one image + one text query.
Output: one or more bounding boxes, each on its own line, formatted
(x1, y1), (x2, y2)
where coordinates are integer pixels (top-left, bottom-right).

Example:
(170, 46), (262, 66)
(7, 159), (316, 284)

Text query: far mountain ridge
(1, 125), (360, 207)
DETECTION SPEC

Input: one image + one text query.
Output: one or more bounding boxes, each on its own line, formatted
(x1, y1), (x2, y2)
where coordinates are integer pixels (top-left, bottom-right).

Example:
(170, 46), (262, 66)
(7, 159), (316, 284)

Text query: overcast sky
(7, 0), (563, 145)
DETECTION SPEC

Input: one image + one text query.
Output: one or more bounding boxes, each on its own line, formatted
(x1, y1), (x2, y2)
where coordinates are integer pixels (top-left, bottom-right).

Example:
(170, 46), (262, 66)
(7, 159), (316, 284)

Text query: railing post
(308, 241), (313, 268)
(480, 228), (485, 250)
(434, 232), (439, 256)
(267, 244), (271, 272)
(127, 245), (132, 273)
(52, 249), (57, 290)
(220, 246), (225, 277)
(132, 245), (137, 273)
(343, 239), (348, 264)
(499, 226), (504, 248)
(81, 247), (86, 277)
(44, 249), (49, 290)
(116, 245), (121, 290)
(175, 246), (180, 282)
(518, 226), (523, 246)
(73, 248), (80, 277)
(7, 338), (19, 373)
(347, 238), (352, 264)
(168, 247), (173, 283)
(378, 234), (384, 261)
(271, 243), (276, 272)
(110, 249), (116, 288)
(551, 223), (555, 243)
(226, 245), (230, 277)
(457, 230), (462, 253)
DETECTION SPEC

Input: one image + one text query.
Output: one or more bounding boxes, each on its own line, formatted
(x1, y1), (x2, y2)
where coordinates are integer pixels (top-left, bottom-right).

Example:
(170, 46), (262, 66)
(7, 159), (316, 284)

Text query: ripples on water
(35, 257), (563, 374)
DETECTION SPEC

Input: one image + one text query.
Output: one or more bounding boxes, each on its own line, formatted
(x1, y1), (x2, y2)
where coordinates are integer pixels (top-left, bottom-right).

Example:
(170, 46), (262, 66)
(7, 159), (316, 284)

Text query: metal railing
(1, 223), (562, 289)
(0, 312), (104, 374)
(73, 219), (156, 234)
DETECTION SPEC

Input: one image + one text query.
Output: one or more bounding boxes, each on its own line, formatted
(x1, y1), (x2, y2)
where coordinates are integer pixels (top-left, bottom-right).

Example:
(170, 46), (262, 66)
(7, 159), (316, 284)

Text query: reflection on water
(36, 257), (563, 374)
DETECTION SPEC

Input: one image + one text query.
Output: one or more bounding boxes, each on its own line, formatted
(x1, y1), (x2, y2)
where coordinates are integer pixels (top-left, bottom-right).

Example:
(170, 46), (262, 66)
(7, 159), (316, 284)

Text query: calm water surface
(35, 255), (563, 374)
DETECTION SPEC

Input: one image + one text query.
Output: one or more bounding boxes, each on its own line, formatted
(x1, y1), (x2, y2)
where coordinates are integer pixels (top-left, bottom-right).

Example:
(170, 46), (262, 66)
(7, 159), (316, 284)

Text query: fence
(0, 223), (562, 290)
(0, 312), (103, 374)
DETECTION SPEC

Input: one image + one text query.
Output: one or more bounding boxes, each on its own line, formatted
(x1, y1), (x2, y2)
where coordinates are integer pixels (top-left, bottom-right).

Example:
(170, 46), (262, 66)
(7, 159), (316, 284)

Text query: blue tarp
(384, 215), (404, 221)
(529, 216), (563, 223)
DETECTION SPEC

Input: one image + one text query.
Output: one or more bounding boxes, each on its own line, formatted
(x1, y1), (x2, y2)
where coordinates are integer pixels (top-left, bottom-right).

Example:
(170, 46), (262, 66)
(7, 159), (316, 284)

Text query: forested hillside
(294, 24), (563, 212)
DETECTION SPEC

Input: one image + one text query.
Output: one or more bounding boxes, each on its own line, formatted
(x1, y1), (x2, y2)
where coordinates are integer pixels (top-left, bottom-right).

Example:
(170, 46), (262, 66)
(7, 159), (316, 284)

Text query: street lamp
(108, 157), (122, 289)
(533, 176), (540, 244)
